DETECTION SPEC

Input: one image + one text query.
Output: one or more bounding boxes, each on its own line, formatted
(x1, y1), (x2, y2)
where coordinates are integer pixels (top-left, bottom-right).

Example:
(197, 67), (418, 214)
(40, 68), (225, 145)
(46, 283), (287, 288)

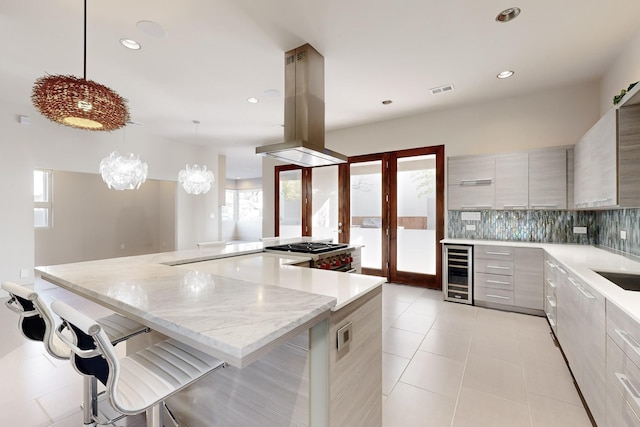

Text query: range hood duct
(256, 44), (347, 167)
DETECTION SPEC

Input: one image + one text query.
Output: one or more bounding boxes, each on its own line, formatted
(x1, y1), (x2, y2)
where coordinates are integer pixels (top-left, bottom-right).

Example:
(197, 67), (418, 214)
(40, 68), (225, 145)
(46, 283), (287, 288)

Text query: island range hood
(255, 44), (348, 167)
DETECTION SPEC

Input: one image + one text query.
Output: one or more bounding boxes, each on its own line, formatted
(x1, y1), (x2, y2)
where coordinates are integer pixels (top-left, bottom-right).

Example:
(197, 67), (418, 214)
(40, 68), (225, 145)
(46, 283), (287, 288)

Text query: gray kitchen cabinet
(473, 245), (543, 313)
(555, 263), (605, 426)
(447, 155), (495, 210)
(606, 300), (640, 427)
(514, 248), (543, 310)
(529, 147), (568, 209)
(543, 255), (558, 334)
(495, 153), (528, 209)
(448, 146), (570, 211)
(574, 104), (640, 208)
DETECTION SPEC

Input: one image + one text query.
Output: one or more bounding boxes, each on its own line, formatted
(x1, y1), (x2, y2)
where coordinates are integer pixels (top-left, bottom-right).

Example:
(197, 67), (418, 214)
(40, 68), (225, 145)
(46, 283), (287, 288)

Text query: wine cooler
(443, 244), (473, 304)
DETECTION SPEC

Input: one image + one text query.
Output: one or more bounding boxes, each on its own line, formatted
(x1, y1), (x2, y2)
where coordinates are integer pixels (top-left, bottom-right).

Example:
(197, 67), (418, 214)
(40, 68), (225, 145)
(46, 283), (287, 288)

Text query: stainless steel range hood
(256, 44), (347, 167)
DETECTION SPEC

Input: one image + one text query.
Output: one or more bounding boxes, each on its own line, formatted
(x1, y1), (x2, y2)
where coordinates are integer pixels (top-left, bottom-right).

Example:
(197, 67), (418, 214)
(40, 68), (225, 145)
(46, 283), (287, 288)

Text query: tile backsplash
(448, 208), (640, 257)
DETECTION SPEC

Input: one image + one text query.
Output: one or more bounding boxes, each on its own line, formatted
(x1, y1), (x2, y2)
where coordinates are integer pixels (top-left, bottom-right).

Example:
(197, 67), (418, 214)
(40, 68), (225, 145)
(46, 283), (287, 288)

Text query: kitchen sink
(594, 271), (640, 291)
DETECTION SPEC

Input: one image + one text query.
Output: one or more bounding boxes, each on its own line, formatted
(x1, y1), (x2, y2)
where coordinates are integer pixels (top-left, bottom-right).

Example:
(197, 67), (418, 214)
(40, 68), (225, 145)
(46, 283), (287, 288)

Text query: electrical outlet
(621, 230), (627, 240)
(573, 226), (587, 234)
(466, 224), (476, 231)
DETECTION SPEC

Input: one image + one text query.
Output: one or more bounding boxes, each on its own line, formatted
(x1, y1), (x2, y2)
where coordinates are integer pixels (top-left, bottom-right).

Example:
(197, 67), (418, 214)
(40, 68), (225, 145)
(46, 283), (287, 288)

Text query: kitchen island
(36, 241), (385, 426)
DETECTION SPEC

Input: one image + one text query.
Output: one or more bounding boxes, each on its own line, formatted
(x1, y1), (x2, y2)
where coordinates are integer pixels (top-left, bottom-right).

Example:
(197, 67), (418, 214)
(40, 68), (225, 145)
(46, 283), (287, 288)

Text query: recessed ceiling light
(136, 20), (167, 38)
(247, 97), (259, 104)
(119, 38), (141, 50)
(497, 70), (515, 79)
(264, 89), (280, 97)
(495, 7), (521, 23)
(382, 100), (393, 105)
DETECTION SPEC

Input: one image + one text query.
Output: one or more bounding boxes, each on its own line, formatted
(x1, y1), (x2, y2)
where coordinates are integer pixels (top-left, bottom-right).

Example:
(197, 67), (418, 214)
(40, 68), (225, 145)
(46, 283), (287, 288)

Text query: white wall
(601, 27), (640, 115)
(0, 99), (220, 286)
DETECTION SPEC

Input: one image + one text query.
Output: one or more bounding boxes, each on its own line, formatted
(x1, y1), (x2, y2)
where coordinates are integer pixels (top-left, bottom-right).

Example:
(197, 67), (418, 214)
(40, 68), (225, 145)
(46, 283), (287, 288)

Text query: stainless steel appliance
(443, 244), (473, 304)
(264, 242), (355, 272)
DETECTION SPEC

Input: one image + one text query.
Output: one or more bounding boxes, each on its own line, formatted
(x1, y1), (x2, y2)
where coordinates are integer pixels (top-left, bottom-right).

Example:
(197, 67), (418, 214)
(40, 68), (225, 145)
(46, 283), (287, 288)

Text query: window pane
(396, 155), (436, 274)
(312, 166), (339, 242)
(34, 170), (49, 202)
(279, 169), (302, 238)
(238, 190), (263, 220)
(34, 208), (49, 228)
(350, 161), (382, 270)
(222, 189), (235, 221)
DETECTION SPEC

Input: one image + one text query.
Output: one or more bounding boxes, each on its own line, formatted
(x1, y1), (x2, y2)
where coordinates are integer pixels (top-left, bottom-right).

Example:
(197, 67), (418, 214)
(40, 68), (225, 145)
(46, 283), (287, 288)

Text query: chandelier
(178, 120), (215, 195)
(178, 164), (214, 195)
(99, 151), (148, 190)
(31, 0), (129, 131)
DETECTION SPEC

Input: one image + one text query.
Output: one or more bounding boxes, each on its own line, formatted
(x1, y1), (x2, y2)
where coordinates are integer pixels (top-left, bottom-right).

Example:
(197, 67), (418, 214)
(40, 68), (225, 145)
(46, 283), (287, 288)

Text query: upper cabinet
(574, 104), (640, 208)
(448, 147), (570, 210)
(447, 155), (495, 210)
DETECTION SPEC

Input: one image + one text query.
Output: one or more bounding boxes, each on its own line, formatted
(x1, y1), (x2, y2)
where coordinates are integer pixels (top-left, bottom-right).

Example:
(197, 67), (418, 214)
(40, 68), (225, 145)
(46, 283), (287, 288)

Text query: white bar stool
(52, 300), (226, 427)
(2, 281), (149, 425)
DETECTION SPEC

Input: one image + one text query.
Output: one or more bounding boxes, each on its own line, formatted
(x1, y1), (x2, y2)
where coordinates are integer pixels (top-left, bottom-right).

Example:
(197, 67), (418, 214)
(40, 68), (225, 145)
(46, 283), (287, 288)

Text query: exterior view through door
(275, 145), (444, 288)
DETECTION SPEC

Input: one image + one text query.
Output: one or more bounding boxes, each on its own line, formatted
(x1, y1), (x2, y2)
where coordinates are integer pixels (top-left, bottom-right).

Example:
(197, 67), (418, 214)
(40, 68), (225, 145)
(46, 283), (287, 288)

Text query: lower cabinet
(606, 300), (640, 427)
(473, 245), (543, 313)
(555, 264), (606, 427)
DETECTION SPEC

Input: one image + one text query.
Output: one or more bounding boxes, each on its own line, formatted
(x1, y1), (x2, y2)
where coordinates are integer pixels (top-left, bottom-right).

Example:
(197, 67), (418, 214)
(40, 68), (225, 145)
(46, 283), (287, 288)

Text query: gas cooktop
(265, 242), (349, 254)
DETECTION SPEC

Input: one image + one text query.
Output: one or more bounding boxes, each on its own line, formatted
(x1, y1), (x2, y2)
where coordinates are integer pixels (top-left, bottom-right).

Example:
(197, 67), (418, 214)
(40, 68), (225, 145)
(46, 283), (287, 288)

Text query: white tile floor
(0, 280), (592, 426)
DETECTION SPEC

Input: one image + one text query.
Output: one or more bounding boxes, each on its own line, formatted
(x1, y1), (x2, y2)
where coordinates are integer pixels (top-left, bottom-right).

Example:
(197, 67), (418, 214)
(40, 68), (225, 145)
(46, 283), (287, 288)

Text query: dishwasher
(443, 244), (473, 304)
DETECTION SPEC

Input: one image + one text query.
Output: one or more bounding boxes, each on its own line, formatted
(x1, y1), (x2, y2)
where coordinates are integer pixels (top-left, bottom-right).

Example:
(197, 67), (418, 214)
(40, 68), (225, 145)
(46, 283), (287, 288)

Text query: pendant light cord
(83, 0), (87, 80)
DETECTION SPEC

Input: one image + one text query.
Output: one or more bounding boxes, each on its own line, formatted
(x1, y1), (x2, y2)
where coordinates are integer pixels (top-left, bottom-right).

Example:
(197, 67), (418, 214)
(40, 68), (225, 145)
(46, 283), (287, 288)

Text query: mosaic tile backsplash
(448, 208), (640, 257)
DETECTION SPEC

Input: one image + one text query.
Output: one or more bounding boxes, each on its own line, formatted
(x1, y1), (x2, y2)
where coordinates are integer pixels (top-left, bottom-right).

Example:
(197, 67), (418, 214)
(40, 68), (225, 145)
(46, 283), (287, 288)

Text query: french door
(275, 145), (444, 289)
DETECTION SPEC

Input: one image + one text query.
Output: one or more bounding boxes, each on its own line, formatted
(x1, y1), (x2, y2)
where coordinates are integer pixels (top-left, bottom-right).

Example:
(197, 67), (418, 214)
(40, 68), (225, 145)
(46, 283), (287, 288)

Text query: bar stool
(52, 300), (226, 427)
(1, 281), (149, 425)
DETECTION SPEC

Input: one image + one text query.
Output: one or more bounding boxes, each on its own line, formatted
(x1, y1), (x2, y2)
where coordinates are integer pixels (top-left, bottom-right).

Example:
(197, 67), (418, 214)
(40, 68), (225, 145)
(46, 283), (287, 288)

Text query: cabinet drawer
(608, 301), (640, 369)
(544, 257), (557, 278)
(474, 259), (514, 276)
(474, 286), (513, 305)
(475, 272), (514, 290)
(474, 245), (514, 260)
(545, 276), (557, 298)
(606, 371), (640, 427)
(608, 335), (640, 422)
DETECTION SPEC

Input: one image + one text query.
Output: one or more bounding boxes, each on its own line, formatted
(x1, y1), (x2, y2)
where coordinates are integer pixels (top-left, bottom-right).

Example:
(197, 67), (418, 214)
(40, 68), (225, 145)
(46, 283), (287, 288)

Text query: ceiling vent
(430, 84), (455, 95)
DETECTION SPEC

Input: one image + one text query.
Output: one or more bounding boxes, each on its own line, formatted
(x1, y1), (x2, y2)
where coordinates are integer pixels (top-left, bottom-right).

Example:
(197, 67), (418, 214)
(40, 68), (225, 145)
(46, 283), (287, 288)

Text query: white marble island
(36, 241), (385, 426)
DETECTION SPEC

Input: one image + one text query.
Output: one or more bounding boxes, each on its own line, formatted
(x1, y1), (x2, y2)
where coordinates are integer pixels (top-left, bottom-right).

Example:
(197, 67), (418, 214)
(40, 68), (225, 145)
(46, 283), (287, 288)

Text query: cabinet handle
(486, 251), (511, 256)
(546, 278), (556, 289)
(531, 203), (558, 208)
(461, 205), (493, 209)
(616, 373), (640, 407)
(568, 277), (595, 299)
(616, 329), (640, 358)
(545, 260), (556, 268)
(486, 294), (510, 300)
(546, 295), (556, 308)
(486, 279), (510, 285)
(502, 204), (527, 209)
(460, 178), (492, 185)
(487, 265), (511, 270)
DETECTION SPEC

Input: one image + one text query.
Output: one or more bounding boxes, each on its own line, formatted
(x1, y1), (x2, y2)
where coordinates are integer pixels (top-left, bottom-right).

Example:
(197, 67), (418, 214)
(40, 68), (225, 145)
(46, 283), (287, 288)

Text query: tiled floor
(381, 283), (592, 427)
(0, 280), (591, 426)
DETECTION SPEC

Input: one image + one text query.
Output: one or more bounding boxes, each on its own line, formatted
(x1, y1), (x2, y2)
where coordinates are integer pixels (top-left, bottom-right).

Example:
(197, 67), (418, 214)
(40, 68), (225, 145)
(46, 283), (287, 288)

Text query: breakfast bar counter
(35, 241), (385, 426)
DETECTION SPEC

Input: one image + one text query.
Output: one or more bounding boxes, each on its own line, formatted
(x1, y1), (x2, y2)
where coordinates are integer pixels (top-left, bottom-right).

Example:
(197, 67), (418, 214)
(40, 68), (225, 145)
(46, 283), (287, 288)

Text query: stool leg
(82, 376), (98, 425)
(146, 404), (164, 427)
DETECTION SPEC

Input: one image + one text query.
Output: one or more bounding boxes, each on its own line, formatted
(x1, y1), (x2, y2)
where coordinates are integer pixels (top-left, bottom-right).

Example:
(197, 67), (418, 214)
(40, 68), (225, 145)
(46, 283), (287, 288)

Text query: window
(222, 189), (235, 221)
(238, 190), (262, 220)
(34, 169), (52, 228)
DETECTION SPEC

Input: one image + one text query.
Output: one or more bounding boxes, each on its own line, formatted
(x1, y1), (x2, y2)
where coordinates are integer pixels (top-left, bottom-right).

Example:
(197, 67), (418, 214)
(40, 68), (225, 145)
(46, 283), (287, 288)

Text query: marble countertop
(442, 238), (640, 324)
(175, 253), (385, 311)
(36, 238), (383, 368)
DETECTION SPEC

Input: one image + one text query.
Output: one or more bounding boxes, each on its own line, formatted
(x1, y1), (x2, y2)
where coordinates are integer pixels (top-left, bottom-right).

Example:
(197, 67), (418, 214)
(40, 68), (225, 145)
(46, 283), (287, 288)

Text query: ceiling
(2, 0), (640, 179)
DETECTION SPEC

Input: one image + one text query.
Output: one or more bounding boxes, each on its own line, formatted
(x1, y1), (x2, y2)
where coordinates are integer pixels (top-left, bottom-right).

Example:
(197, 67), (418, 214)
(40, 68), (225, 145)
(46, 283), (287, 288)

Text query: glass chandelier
(178, 164), (214, 195)
(31, 0), (129, 131)
(99, 151), (148, 190)
(178, 120), (215, 195)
